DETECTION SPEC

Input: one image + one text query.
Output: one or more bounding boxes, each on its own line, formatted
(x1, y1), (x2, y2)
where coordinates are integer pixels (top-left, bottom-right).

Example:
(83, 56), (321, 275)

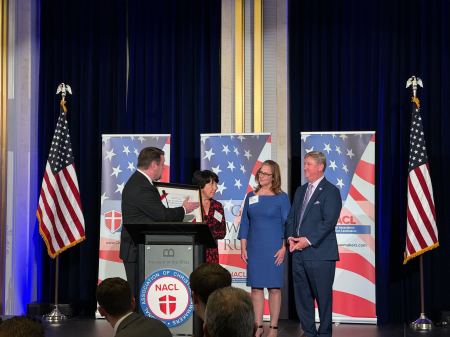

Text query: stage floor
(32, 318), (449, 337)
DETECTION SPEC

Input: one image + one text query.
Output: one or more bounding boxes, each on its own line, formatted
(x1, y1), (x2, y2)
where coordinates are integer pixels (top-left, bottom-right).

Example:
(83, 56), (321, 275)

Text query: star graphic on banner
(244, 150), (252, 160)
(203, 148), (215, 161)
(111, 165), (122, 178)
(105, 149), (116, 161)
(127, 161), (136, 172)
(340, 134), (348, 140)
(102, 135), (111, 144)
(134, 148), (139, 156)
(100, 192), (109, 205)
(201, 135), (210, 144)
(123, 145), (130, 156)
(240, 164), (246, 174)
(212, 165), (222, 175)
(233, 147), (240, 156)
(138, 136), (145, 143)
(331, 134), (337, 138)
(329, 160), (337, 171)
(217, 182), (227, 195)
(336, 178), (345, 189)
(301, 134), (310, 142)
(342, 164), (349, 173)
(115, 182), (125, 194)
(323, 143), (332, 154)
(223, 199), (233, 211)
(346, 148), (355, 158)
(234, 179), (242, 189)
(222, 144), (230, 155)
(227, 161), (235, 172)
(237, 135), (246, 142)
(335, 145), (342, 155)
(305, 146), (314, 153)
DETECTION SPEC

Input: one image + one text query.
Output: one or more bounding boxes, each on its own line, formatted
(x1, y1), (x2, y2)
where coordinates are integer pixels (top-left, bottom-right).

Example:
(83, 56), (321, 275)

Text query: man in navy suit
(286, 151), (342, 337)
(120, 147), (199, 298)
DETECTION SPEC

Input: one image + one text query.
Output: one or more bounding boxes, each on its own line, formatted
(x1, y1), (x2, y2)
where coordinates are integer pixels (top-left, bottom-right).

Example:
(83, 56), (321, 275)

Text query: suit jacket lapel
(302, 178), (327, 221)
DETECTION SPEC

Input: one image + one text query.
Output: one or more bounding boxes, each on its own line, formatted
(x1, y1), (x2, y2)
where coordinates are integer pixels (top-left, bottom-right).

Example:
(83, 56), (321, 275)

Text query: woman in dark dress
(192, 170), (226, 263)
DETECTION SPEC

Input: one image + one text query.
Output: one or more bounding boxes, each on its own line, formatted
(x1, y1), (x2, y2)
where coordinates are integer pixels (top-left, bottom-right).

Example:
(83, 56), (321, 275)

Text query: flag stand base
(411, 313), (433, 330)
(43, 305), (68, 323)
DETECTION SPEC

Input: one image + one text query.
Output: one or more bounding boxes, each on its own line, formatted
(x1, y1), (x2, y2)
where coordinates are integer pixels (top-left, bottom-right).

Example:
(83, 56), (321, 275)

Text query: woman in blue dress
(238, 160), (291, 337)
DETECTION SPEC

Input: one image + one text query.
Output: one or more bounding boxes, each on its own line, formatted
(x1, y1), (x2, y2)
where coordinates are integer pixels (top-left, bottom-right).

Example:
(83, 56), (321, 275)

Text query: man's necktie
(297, 183), (313, 235)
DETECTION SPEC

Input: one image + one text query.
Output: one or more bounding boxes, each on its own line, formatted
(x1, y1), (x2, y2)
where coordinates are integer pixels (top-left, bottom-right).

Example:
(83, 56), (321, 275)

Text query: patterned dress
(203, 198), (227, 263)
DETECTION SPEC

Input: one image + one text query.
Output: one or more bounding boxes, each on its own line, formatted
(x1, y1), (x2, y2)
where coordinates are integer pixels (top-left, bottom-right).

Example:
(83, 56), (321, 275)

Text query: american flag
(37, 102), (85, 258)
(301, 132), (376, 321)
(404, 97), (439, 264)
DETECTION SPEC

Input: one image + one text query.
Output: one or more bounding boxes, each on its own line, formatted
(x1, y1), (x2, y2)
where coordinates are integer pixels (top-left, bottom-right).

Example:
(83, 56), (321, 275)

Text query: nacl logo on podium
(140, 269), (193, 328)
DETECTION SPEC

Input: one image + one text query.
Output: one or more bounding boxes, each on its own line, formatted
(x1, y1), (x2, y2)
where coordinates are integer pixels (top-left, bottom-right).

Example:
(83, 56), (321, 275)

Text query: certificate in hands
(154, 182), (204, 223)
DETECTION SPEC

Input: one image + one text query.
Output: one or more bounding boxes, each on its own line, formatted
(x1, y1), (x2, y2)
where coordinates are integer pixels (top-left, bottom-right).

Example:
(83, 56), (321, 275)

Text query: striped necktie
(297, 183), (313, 235)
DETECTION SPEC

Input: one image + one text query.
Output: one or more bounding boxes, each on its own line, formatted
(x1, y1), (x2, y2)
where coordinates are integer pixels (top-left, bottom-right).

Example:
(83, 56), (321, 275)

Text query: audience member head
(204, 287), (255, 337)
(0, 316), (44, 337)
(96, 277), (135, 326)
(189, 263), (232, 321)
(137, 147), (165, 180)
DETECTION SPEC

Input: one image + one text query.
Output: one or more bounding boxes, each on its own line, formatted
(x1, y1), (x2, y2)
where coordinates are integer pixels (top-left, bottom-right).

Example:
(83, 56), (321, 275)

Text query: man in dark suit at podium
(286, 151), (342, 337)
(120, 147), (199, 297)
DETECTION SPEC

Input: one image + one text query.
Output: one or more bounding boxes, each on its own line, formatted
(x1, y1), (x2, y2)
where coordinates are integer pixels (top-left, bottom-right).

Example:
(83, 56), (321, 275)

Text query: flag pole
(406, 76), (432, 331)
(43, 83), (73, 323)
(43, 255), (67, 322)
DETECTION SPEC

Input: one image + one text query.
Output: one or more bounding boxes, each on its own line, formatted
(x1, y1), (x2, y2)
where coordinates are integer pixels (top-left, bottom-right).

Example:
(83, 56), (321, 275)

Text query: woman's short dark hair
(192, 170), (219, 189)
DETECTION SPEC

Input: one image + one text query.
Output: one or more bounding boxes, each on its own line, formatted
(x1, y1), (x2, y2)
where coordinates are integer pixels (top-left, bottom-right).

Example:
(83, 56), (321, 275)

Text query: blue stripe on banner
(336, 225), (371, 234)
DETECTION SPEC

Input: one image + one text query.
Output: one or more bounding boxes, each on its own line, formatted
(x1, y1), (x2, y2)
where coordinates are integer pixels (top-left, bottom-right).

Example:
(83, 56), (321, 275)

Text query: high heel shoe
(267, 325), (278, 337)
(255, 325), (264, 337)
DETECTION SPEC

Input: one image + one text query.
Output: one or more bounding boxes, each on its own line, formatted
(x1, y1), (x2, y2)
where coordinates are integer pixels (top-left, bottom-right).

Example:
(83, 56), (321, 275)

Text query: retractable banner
(200, 133), (271, 312)
(301, 131), (376, 324)
(97, 134), (171, 284)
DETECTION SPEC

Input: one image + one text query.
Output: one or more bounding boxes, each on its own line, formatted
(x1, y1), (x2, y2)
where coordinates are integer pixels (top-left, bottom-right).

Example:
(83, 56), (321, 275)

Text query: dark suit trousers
(292, 252), (336, 337)
(124, 261), (139, 304)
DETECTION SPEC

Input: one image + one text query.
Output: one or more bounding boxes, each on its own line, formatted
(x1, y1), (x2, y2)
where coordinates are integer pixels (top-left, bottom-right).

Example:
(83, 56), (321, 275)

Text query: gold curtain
(0, 0), (8, 314)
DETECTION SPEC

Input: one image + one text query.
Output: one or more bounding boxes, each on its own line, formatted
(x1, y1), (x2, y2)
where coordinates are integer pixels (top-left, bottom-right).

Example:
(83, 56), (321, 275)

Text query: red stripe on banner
(354, 160), (375, 185)
(267, 135), (272, 143)
(414, 166), (437, 226)
(252, 161), (262, 176)
(50, 174), (76, 242)
(39, 183), (65, 249)
(99, 249), (123, 263)
(333, 290), (376, 317)
(165, 137), (171, 144)
(63, 165), (83, 211)
(370, 134), (376, 142)
(348, 185), (367, 202)
(161, 165), (170, 183)
(37, 206), (56, 256)
(336, 253), (375, 283)
(406, 202), (427, 249)
(408, 174), (436, 243)
(219, 253), (247, 270)
(54, 171), (82, 240)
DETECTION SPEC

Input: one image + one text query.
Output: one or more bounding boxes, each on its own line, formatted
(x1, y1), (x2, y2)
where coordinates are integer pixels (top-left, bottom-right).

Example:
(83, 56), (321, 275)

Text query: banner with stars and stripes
(301, 131), (376, 324)
(200, 133), (271, 288)
(97, 134), (171, 285)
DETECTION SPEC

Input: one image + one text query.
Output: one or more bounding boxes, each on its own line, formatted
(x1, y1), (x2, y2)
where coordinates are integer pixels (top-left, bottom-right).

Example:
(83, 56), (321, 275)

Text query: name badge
(249, 195), (259, 205)
(214, 210), (223, 222)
